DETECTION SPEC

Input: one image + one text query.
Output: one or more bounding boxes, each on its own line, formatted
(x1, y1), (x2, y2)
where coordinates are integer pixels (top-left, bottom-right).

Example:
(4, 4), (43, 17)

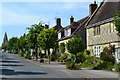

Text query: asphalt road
(0, 52), (77, 80)
(0, 52), (119, 80)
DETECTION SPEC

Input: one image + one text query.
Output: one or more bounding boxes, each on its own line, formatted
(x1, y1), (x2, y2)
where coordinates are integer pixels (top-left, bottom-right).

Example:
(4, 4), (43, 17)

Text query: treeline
(2, 22), (58, 64)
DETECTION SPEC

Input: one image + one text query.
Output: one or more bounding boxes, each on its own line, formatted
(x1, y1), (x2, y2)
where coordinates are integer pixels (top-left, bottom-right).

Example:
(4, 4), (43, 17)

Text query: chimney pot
(89, 1), (98, 16)
(70, 16), (74, 24)
(56, 18), (61, 26)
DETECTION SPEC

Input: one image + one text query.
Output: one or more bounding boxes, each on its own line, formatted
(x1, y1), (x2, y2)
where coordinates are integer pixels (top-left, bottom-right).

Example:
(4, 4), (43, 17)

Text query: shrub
(59, 53), (69, 62)
(114, 63), (120, 72)
(66, 60), (81, 70)
(93, 61), (114, 71)
(84, 49), (91, 55)
(100, 47), (115, 64)
(24, 51), (31, 59)
(19, 50), (24, 57)
(50, 54), (56, 61)
(100, 52), (115, 64)
(80, 56), (101, 68)
(76, 52), (86, 63)
(59, 43), (65, 54)
(66, 37), (84, 55)
(13, 49), (18, 54)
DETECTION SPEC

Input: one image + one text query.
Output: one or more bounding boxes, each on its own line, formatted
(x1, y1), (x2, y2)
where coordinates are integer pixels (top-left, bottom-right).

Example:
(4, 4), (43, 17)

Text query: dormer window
(58, 32), (61, 39)
(65, 28), (71, 37)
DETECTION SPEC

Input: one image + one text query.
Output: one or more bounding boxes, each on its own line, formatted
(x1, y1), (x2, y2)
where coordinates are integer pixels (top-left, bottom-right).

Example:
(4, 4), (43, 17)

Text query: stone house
(56, 2), (98, 54)
(85, 1), (120, 62)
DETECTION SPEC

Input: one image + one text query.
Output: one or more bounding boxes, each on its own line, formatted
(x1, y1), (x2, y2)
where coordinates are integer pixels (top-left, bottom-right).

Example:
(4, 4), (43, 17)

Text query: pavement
(28, 56), (119, 79)
(0, 52), (119, 80)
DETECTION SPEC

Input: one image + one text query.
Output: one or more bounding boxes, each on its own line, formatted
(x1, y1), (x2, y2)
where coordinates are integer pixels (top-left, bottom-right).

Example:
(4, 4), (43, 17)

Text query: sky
(0, 0), (102, 46)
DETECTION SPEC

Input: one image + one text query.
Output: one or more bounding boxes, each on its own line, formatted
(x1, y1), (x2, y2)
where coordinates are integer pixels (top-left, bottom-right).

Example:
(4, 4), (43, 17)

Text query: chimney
(45, 24), (49, 29)
(89, 1), (98, 16)
(70, 16), (74, 24)
(56, 18), (61, 26)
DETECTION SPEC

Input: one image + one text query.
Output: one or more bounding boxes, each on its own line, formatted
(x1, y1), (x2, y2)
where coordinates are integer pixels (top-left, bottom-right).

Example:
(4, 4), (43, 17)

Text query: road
(0, 52), (77, 80)
(0, 52), (119, 80)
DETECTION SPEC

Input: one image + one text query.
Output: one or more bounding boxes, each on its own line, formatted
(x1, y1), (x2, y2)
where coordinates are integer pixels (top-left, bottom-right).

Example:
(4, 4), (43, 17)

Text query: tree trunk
(48, 49), (50, 64)
(35, 47), (38, 61)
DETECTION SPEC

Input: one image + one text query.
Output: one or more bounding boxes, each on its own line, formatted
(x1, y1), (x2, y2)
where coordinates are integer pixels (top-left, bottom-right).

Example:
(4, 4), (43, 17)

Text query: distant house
(56, 2), (98, 53)
(86, 1), (120, 62)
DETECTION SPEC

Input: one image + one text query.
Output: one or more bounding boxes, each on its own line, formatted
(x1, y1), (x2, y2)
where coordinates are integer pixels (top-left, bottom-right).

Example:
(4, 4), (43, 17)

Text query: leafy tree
(7, 37), (18, 53)
(27, 22), (45, 60)
(66, 37), (84, 55)
(113, 11), (120, 36)
(59, 43), (65, 54)
(37, 28), (58, 64)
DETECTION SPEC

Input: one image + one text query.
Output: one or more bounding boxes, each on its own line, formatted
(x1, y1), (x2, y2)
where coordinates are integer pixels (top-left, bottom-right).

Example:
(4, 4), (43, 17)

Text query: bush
(66, 60), (81, 70)
(100, 52), (115, 64)
(59, 53), (70, 62)
(19, 50), (24, 57)
(80, 56), (101, 68)
(100, 47), (115, 64)
(59, 43), (65, 54)
(13, 49), (18, 54)
(93, 61), (114, 71)
(24, 51), (31, 59)
(66, 37), (84, 55)
(50, 54), (56, 61)
(84, 49), (91, 55)
(76, 52), (86, 63)
(114, 63), (120, 72)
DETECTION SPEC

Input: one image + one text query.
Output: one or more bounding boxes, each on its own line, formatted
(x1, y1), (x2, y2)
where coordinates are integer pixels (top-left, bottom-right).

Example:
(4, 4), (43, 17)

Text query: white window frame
(93, 45), (101, 57)
(115, 47), (120, 59)
(68, 28), (71, 36)
(58, 32), (61, 39)
(65, 28), (71, 37)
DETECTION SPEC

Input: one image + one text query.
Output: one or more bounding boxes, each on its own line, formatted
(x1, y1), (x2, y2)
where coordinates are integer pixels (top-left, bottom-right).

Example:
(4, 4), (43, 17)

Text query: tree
(66, 37), (84, 55)
(27, 22), (45, 60)
(37, 28), (58, 64)
(113, 11), (120, 36)
(59, 43), (65, 54)
(7, 37), (18, 54)
(100, 46), (115, 64)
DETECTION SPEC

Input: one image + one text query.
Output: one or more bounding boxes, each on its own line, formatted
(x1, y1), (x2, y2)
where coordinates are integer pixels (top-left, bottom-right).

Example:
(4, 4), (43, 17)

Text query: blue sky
(1, 1), (101, 46)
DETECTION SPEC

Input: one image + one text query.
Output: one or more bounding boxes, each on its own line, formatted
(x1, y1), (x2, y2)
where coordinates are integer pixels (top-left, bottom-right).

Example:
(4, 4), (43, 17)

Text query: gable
(86, 1), (120, 28)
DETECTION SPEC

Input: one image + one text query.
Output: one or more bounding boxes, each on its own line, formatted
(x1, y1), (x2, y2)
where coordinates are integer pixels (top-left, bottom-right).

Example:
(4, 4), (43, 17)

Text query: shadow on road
(1, 69), (47, 75)
(0, 64), (23, 67)
(1, 60), (20, 63)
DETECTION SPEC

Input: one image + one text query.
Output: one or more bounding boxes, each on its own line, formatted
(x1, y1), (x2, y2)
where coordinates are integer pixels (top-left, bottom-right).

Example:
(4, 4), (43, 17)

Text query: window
(68, 28), (71, 36)
(117, 48), (120, 59)
(109, 23), (111, 33)
(65, 28), (71, 37)
(94, 26), (100, 36)
(93, 46), (101, 57)
(58, 32), (61, 39)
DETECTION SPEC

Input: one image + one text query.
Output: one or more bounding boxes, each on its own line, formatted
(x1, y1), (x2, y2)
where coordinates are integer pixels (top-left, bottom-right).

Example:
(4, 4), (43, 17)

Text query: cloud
(2, 8), (47, 27)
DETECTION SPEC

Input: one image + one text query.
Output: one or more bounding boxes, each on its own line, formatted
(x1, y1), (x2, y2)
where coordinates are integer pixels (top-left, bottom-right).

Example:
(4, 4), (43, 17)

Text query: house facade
(86, 1), (120, 62)
(56, 2), (98, 54)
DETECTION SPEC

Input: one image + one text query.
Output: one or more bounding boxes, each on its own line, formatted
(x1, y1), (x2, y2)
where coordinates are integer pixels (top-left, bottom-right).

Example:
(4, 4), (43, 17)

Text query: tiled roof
(53, 25), (62, 31)
(86, 1), (120, 27)
(57, 16), (89, 41)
